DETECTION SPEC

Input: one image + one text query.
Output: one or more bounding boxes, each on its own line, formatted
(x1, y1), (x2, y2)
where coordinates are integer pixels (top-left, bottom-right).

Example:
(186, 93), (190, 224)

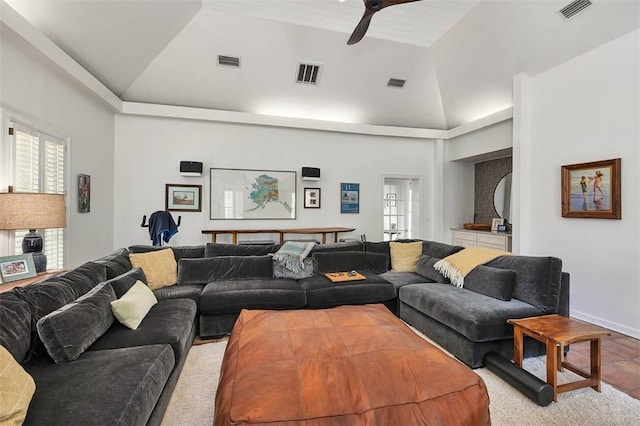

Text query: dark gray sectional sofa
(0, 238), (569, 425)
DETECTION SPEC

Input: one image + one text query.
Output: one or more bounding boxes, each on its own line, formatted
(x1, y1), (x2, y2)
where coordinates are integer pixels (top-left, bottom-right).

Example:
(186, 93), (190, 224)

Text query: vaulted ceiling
(5, 0), (640, 129)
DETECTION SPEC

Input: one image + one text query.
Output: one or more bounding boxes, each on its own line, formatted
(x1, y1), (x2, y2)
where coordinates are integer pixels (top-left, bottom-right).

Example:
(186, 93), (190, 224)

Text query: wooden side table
(0, 270), (66, 294)
(508, 314), (611, 402)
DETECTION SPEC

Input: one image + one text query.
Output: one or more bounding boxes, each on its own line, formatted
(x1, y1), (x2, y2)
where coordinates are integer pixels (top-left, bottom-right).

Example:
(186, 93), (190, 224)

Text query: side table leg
(513, 327), (524, 366)
(591, 338), (602, 392)
(546, 340), (558, 402)
(557, 344), (564, 372)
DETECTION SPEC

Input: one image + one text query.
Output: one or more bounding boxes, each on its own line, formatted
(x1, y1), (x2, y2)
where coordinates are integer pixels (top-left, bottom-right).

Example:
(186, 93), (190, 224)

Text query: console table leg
(591, 339), (602, 392)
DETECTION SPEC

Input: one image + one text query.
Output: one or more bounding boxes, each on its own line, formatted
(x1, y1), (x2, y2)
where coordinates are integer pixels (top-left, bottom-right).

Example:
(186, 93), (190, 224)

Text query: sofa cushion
(205, 243), (281, 257)
(129, 248), (177, 290)
(90, 299), (196, 363)
(23, 345), (174, 426)
(273, 257), (314, 279)
(153, 284), (204, 308)
(464, 266), (516, 301)
(399, 283), (544, 342)
(379, 271), (429, 295)
(36, 282), (116, 363)
(15, 280), (84, 361)
(94, 248), (132, 279)
(298, 273), (395, 308)
(178, 256), (273, 285)
(105, 267), (147, 298)
(421, 241), (464, 259)
(0, 344), (35, 426)
(416, 255), (449, 284)
(312, 251), (389, 275)
(44, 262), (108, 298)
(390, 241), (423, 272)
(110, 281), (158, 330)
(129, 244), (205, 260)
(486, 256), (562, 312)
(0, 292), (32, 363)
(200, 279), (305, 315)
(309, 241), (363, 254)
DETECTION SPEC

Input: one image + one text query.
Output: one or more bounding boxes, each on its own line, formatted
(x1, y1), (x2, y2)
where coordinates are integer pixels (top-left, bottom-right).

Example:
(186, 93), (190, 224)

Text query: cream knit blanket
(434, 247), (511, 288)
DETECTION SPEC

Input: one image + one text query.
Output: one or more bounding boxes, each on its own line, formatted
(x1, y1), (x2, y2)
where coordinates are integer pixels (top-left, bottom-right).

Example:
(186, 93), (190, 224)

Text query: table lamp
(0, 189), (67, 273)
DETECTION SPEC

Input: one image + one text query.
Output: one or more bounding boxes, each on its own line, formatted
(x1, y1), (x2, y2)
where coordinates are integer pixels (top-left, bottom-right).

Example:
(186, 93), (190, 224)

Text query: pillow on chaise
(415, 255), (450, 284)
(463, 265), (517, 301)
(36, 282), (116, 363)
(129, 248), (177, 290)
(110, 280), (158, 330)
(389, 241), (423, 272)
(0, 345), (36, 425)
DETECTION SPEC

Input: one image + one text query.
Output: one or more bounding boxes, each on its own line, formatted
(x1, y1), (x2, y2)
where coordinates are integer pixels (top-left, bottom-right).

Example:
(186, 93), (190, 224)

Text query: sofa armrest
(558, 272), (570, 317)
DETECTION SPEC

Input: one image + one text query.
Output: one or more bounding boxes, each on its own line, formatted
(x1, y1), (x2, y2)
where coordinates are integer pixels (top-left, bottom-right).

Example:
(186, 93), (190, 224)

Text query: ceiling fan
(347, 0), (421, 45)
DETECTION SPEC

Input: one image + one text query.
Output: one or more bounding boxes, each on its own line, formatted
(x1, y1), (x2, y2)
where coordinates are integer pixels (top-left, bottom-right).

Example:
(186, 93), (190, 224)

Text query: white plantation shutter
(11, 123), (66, 269)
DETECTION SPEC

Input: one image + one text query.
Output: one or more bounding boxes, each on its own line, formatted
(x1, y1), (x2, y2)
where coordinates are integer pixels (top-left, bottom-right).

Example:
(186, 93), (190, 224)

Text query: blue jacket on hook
(148, 211), (178, 246)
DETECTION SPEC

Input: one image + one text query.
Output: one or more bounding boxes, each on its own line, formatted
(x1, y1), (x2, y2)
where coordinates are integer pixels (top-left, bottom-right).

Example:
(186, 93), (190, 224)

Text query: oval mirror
(494, 173), (512, 223)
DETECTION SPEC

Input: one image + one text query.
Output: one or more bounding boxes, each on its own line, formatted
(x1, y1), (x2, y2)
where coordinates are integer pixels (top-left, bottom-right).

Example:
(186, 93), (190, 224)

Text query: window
(9, 121), (66, 269)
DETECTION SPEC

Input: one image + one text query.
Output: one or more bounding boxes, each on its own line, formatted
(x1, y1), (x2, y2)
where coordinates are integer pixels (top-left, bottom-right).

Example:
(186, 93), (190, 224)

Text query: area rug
(161, 339), (640, 426)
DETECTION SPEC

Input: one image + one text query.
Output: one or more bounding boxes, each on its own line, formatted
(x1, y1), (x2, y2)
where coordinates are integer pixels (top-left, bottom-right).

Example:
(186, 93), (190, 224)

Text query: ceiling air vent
(558, 0), (594, 20)
(218, 55), (240, 68)
(387, 78), (406, 88)
(296, 62), (320, 85)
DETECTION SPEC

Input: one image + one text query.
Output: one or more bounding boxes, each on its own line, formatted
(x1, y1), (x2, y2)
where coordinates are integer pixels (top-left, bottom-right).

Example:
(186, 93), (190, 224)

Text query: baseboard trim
(571, 309), (640, 339)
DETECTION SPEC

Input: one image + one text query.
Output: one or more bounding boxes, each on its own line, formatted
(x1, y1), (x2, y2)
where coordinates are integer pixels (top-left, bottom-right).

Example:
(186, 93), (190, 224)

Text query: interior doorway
(383, 177), (420, 241)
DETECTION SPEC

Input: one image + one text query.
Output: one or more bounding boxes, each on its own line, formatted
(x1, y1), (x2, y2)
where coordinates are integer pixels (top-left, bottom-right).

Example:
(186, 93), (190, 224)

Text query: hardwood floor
(565, 328), (640, 400)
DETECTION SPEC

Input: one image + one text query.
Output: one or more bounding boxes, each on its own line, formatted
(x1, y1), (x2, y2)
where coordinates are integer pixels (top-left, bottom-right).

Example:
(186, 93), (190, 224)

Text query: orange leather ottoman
(215, 304), (490, 425)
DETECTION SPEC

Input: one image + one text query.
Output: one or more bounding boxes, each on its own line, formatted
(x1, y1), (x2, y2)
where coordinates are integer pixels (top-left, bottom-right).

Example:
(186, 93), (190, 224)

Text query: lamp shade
(0, 192), (67, 230)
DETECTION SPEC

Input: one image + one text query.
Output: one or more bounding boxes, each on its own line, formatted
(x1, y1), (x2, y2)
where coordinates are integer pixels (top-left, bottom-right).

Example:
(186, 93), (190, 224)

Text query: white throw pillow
(110, 280), (158, 330)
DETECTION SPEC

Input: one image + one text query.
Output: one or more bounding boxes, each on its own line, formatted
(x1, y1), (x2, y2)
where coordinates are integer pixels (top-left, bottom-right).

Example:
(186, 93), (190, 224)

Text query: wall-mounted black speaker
(180, 161), (203, 177)
(301, 167), (320, 181)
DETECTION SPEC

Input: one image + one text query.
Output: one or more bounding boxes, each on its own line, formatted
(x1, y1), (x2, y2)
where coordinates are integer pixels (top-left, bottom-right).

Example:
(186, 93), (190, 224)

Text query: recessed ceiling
(201, 0), (481, 47)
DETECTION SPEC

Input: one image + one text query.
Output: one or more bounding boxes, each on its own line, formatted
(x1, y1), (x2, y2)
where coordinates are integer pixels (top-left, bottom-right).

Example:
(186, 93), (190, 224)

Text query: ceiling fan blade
(347, 0), (422, 45)
(347, 9), (375, 45)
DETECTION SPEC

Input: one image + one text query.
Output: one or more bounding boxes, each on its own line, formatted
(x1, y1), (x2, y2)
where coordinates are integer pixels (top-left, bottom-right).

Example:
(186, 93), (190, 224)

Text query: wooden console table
(202, 227), (355, 245)
(508, 314), (611, 402)
(0, 270), (66, 294)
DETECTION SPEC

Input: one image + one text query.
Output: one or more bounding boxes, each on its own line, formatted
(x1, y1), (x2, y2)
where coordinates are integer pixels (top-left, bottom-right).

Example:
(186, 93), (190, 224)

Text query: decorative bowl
(463, 223), (491, 231)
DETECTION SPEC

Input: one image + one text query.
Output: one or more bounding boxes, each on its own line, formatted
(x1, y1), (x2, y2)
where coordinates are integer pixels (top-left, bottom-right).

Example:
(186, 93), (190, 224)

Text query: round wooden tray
(463, 223), (491, 231)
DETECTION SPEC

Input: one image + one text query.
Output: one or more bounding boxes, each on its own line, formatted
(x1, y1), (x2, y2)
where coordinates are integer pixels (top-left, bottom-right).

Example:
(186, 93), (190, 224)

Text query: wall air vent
(296, 62), (321, 85)
(387, 78), (406, 88)
(218, 55), (240, 67)
(558, 0), (594, 20)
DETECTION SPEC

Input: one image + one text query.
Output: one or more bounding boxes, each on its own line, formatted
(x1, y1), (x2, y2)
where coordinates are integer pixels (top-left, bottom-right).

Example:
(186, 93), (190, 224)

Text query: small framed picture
(496, 224), (507, 232)
(0, 254), (37, 283)
(166, 184), (202, 212)
(304, 188), (321, 209)
(491, 217), (504, 231)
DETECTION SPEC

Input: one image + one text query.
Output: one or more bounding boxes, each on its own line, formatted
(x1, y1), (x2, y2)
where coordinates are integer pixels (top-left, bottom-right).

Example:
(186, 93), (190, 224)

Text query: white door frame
(381, 174), (424, 241)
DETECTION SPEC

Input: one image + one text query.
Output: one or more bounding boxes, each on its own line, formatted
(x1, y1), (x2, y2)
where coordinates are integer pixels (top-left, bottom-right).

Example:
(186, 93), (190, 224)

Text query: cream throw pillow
(390, 241), (423, 272)
(0, 345), (36, 426)
(110, 280), (158, 330)
(129, 248), (177, 290)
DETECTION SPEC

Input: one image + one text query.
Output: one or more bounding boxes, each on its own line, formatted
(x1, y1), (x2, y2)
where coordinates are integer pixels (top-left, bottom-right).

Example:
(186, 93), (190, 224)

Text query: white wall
(448, 119), (513, 162)
(0, 24), (115, 268)
(519, 30), (640, 337)
(114, 114), (437, 248)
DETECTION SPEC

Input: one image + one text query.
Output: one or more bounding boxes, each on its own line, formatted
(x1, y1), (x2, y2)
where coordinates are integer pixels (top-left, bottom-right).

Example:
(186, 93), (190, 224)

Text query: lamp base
(22, 230), (47, 274)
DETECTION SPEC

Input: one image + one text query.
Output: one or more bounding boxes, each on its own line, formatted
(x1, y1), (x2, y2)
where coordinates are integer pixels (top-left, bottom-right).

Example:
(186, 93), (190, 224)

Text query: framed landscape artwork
(561, 158), (621, 219)
(210, 168), (296, 219)
(166, 184), (202, 212)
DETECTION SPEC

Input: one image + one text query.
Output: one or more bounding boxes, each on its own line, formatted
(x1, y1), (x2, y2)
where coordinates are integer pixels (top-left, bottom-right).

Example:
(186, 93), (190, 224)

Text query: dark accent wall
(474, 157), (512, 224)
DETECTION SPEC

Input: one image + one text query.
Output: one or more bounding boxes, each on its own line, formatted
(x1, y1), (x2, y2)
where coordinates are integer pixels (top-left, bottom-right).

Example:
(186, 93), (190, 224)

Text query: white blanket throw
(272, 241), (316, 273)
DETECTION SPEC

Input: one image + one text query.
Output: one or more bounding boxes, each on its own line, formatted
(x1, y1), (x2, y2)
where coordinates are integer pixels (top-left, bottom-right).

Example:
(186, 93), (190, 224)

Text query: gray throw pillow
(415, 255), (449, 283)
(464, 265), (516, 301)
(312, 251), (389, 274)
(36, 282), (116, 363)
